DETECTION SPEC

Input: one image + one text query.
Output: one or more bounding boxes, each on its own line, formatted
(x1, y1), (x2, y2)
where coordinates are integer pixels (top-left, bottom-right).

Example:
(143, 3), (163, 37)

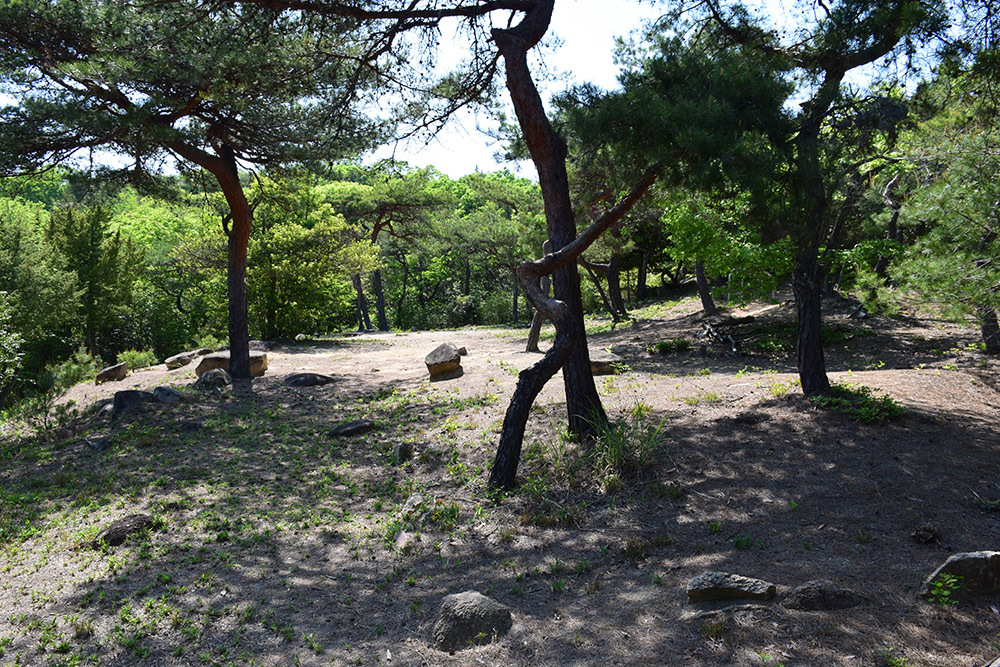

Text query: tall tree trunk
(526, 241), (552, 353)
(695, 260), (718, 316)
(581, 259), (615, 319)
(511, 275), (520, 325)
(464, 257), (471, 296)
(607, 253), (628, 319)
(352, 273), (372, 331)
(372, 268), (389, 331)
(637, 251), (649, 301)
(490, 1), (606, 488)
(793, 248), (830, 396)
(395, 259), (409, 328)
(980, 306), (1000, 354)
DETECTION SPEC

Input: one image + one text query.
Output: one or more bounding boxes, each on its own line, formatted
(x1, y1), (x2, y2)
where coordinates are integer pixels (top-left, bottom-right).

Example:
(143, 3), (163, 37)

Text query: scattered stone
(401, 494), (426, 519)
(781, 580), (863, 611)
(687, 571), (776, 604)
(91, 514), (155, 548)
(194, 368), (231, 391)
(328, 419), (374, 437)
(96, 362), (128, 384)
(164, 351), (198, 369)
(457, 346), (468, 356)
(111, 390), (154, 421)
(912, 522), (942, 544)
(195, 351), (268, 377)
(430, 591), (512, 652)
(284, 372), (335, 387)
(920, 551), (1000, 601)
(393, 442), (414, 465)
(295, 333), (308, 341)
(394, 530), (418, 553)
(153, 386), (183, 404)
(590, 350), (625, 376)
(425, 343), (463, 380)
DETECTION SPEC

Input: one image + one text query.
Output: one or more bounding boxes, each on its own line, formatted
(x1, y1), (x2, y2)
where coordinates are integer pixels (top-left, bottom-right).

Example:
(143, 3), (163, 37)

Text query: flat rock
(195, 351), (268, 377)
(164, 351), (198, 370)
(590, 350), (625, 375)
(430, 591), (512, 652)
(153, 386), (183, 404)
(425, 343), (463, 379)
(920, 551), (1000, 601)
(284, 372), (335, 387)
(249, 339), (280, 351)
(96, 362), (128, 384)
(687, 571), (776, 603)
(782, 580), (863, 611)
(194, 368), (231, 390)
(328, 419), (374, 437)
(111, 390), (154, 421)
(91, 514), (155, 548)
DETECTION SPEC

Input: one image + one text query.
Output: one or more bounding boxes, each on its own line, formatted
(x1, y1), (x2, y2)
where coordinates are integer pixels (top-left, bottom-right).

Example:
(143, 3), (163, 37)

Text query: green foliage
(117, 349), (157, 370)
(590, 407), (663, 490)
(0, 293), (23, 393)
(49, 346), (99, 390)
(871, 647), (912, 667)
(926, 573), (962, 607)
(808, 384), (906, 423)
(649, 338), (690, 354)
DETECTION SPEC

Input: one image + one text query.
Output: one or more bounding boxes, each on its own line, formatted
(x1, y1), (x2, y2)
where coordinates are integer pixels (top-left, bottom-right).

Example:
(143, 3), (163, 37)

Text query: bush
(808, 383), (906, 423)
(117, 349), (157, 370)
(49, 346), (99, 390)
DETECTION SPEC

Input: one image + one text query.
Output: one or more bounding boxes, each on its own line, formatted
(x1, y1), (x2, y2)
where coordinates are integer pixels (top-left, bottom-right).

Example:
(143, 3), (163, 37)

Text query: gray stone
(425, 343), (463, 379)
(284, 372), (335, 387)
(111, 390), (154, 421)
(164, 351), (197, 370)
(91, 514), (155, 548)
(153, 386), (183, 404)
(249, 340), (279, 351)
(294, 333), (308, 341)
(430, 591), (512, 652)
(393, 442), (414, 465)
(194, 368), (231, 390)
(328, 419), (374, 437)
(401, 493), (426, 519)
(687, 571), (776, 603)
(96, 362), (128, 384)
(781, 580), (863, 611)
(920, 551), (1000, 601)
(590, 350), (625, 376)
(195, 351), (268, 377)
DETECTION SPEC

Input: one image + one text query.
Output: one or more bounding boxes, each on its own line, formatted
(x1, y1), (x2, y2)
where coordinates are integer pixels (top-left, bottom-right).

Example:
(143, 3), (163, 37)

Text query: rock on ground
(920, 551), (1000, 601)
(430, 591), (512, 652)
(425, 343), (463, 380)
(781, 580), (863, 611)
(111, 390), (154, 421)
(195, 351), (268, 377)
(284, 372), (335, 387)
(328, 420), (374, 437)
(194, 368), (231, 390)
(90, 514), (155, 548)
(153, 386), (183, 404)
(96, 362), (128, 384)
(590, 350), (624, 376)
(687, 571), (777, 603)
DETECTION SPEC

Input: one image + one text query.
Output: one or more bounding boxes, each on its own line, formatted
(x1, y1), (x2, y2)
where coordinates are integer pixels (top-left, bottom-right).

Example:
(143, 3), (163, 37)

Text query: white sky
(370, 0), (669, 178)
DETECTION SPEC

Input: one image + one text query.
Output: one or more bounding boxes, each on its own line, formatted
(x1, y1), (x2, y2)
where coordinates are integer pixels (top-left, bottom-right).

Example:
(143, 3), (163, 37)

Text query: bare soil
(2, 293), (1000, 667)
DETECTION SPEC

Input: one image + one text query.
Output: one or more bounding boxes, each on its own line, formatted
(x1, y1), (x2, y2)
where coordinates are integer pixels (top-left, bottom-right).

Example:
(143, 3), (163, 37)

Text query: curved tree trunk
(695, 260), (718, 316)
(581, 259), (615, 319)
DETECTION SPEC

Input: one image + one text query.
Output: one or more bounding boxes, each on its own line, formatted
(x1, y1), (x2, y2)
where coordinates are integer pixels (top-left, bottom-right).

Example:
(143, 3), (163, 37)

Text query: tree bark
(372, 268), (389, 331)
(526, 241), (552, 353)
(607, 253), (628, 320)
(511, 275), (520, 325)
(792, 248), (830, 396)
(581, 259), (615, 319)
(637, 251), (649, 301)
(981, 306), (1000, 354)
(352, 273), (372, 331)
(695, 260), (718, 316)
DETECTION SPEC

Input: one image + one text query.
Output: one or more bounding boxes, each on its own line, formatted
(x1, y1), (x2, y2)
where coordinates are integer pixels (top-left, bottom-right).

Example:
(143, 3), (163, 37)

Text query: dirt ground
(2, 293), (1000, 666)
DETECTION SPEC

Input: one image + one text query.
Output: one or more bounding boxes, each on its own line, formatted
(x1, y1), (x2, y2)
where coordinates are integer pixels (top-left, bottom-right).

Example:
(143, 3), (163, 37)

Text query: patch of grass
(649, 339), (691, 354)
(589, 407), (663, 490)
(808, 383), (906, 423)
(872, 647), (912, 667)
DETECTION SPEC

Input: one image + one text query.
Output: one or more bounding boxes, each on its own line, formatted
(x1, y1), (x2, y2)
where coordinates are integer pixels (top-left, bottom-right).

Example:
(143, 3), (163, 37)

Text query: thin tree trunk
(607, 254), (628, 319)
(464, 258), (471, 296)
(637, 251), (649, 301)
(981, 307), (1000, 354)
(396, 259), (409, 328)
(581, 260), (615, 319)
(526, 240), (552, 353)
(372, 268), (389, 331)
(793, 248), (830, 396)
(512, 276), (520, 325)
(352, 273), (372, 331)
(695, 260), (718, 316)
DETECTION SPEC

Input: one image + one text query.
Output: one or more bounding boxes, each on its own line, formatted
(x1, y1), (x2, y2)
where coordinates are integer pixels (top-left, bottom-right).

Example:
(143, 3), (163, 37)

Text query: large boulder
(920, 551), (1000, 601)
(430, 591), (512, 652)
(687, 572), (776, 604)
(96, 362), (128, 384)
(111, 390), (154, 421)
(781, 580), (863, 611)
(164, 351), (197, 370)
(152, 386), (183, 404)
(425, 343), (463, 380)
(195, 351), (268, 377)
